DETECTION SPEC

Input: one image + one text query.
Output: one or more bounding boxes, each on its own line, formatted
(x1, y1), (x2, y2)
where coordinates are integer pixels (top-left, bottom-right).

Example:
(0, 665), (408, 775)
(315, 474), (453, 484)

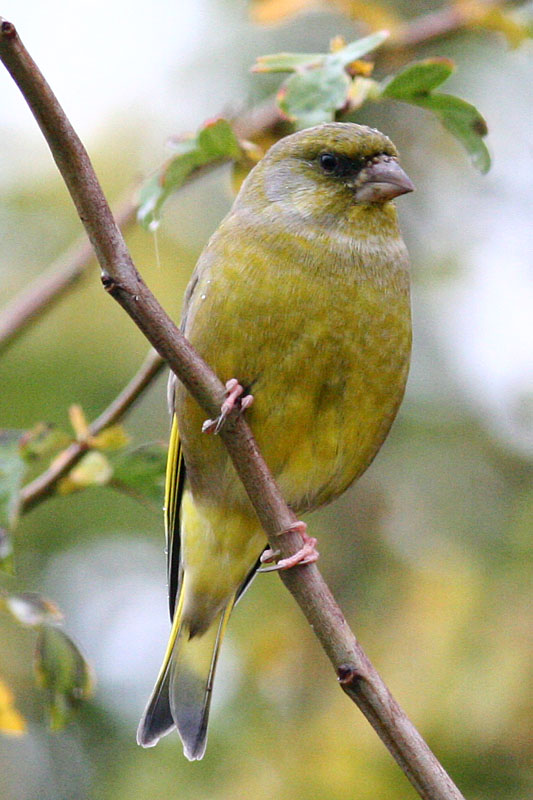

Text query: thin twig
(0, 107), (283, 354)
(389, 0), (522, 48)
(19, 348), (164, 513)
(391, 5), (469, 48)
(0, 191), (137, 354)
(1, 18), (465, 800)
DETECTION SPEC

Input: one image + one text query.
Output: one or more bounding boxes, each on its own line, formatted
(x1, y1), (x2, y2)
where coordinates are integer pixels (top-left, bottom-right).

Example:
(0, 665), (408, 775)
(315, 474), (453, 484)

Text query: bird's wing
(164, 263), (205, 621)
(165, 405), (263, 620)
(165, 413), (186, 620)
(165, 250), (264, 619)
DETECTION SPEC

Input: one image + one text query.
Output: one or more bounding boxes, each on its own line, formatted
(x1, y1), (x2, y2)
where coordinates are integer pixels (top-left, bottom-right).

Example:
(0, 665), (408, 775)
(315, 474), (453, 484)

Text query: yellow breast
(176, 201), (411, 516)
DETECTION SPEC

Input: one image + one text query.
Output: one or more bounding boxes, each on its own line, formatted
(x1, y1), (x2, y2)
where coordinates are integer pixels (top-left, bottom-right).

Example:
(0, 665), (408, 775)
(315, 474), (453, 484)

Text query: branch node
(101, 273), (116, 293)
(337, 664), (365, 686)
(0, 20), (16, 39)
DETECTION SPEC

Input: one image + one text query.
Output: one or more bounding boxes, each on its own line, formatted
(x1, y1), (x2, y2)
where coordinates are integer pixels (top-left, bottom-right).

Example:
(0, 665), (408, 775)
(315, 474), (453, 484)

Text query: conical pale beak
(353, 157), (414, 204)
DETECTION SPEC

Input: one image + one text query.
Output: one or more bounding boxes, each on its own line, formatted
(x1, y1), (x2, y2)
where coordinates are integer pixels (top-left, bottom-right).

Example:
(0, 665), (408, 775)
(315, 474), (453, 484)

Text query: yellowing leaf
(250, 0), (314, 25)
(0, 677), (26, 736)
(69, 405), (89, 440)
(58, 451), (113, 494)
(347, 59), (375, 77)
(329, 35), (346, 53)
(334, 0), (402, 33)
(239, 138), (265, 163)
(476, 6), (532, 49)
(231, 138), (270, 194)
(89, 424), (130, 451)
(347, 77), (381, 110)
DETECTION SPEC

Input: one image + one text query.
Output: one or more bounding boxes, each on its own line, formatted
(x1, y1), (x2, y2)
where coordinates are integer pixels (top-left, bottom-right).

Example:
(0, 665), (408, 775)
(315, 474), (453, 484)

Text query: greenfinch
(137, 122), (414, 759)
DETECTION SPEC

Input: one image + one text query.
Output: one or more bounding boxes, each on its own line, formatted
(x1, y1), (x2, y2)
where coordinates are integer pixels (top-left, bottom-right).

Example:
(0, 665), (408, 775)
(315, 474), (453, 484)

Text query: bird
(137, 122), (414, 759)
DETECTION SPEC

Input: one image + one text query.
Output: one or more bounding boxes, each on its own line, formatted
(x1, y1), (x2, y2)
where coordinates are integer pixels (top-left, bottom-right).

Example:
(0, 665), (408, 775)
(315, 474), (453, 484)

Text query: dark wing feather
(236, 554), (263, 603)
(165, 413), (187, 620)
(165, 254), (263, 616)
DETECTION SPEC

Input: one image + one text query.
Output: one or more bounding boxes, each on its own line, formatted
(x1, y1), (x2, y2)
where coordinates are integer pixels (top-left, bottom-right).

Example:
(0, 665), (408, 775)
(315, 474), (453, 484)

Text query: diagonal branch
(1, 18), (465, 800)
(20, 348), (164, 513)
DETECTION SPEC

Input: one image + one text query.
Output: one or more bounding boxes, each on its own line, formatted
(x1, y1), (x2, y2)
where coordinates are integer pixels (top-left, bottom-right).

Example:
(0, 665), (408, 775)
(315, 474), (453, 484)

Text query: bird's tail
(137, 579), (235, 760)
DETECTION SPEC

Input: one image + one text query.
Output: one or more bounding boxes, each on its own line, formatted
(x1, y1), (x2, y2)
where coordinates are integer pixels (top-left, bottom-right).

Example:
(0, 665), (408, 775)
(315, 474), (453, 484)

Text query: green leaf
(138, 119), (242, 230)
(382, 58), (454, 98)
(110, 444), (166, 506)
(3, 591), (63, 627)
(381, 59), (490, 173)
(0, 528), (13, 574)
(197, 119), (242, 161)
(253, 52), (324, 73)
(2, 592), (91, 730)
(18, 423), (70, 462)
(34, 624), (93, 731)
(254, 32), (388, 75)
(415, 93), (490, 173)
(256, 33), (389, 129)
(279, 63), (351, 128)
(136, 173), (164, 231)
(0, 430), (25, 528)
(0, 430), (27, 571)
(330, 31), (389, 69)
(166, 137), (199, 157)
(160, 151), (199, 190)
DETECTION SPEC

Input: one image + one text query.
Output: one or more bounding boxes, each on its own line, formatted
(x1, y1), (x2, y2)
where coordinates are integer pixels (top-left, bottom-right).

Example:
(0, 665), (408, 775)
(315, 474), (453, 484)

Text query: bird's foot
(259, 521), (319, 572)
(202, 379), (254, 435)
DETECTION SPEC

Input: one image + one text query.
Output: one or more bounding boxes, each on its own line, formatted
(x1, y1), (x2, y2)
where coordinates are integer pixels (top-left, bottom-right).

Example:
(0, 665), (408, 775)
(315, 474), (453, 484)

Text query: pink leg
(202, 379), (254, 434)
(259, 521), (319, 572)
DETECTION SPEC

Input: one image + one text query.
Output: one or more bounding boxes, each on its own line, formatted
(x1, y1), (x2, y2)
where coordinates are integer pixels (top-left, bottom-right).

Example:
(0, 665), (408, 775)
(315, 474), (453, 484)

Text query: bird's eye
(319, 153), (339, 174)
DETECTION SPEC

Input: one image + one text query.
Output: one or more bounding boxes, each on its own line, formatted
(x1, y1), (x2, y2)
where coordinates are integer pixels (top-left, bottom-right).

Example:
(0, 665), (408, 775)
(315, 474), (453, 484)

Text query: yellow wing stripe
(164, 413), (182, 543)
(160, 577), (186, 677)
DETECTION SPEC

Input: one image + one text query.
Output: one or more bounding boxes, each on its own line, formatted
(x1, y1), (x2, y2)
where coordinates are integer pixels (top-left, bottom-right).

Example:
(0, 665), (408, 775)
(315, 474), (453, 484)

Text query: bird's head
(239, 123), (414, 227)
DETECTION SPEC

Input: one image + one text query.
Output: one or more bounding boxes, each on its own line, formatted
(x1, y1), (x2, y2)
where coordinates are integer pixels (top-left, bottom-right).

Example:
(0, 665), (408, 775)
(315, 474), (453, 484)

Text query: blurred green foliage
(0, 1), (532, 799)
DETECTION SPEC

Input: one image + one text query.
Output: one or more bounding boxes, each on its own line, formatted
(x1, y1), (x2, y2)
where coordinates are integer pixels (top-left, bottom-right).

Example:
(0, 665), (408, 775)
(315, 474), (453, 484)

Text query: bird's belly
(178, 261), (411, 517)
(249, 323), (409, 512)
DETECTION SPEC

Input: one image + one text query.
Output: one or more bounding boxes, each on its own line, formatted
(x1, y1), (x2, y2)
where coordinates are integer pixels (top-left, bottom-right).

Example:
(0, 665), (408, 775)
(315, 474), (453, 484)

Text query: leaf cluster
(255, 34), (490, 172)
(136, 30), (492, 229)
(0, 591), (91, 732)
(0, 414), (166, 731)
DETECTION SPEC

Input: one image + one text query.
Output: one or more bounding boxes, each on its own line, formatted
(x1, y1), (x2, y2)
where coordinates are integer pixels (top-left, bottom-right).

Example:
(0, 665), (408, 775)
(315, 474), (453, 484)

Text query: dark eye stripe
(317, 151), (388, 178)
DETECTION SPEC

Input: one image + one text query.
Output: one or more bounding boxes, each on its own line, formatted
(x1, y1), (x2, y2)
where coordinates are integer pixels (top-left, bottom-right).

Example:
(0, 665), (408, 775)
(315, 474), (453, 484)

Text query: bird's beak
(352, 156), (414, 204)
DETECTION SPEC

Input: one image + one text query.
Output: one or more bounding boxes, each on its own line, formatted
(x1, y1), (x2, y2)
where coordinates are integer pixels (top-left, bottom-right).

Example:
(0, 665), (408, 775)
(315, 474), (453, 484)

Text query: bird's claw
(258, 521), (319, 572)
(202, 379), (254, 434)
